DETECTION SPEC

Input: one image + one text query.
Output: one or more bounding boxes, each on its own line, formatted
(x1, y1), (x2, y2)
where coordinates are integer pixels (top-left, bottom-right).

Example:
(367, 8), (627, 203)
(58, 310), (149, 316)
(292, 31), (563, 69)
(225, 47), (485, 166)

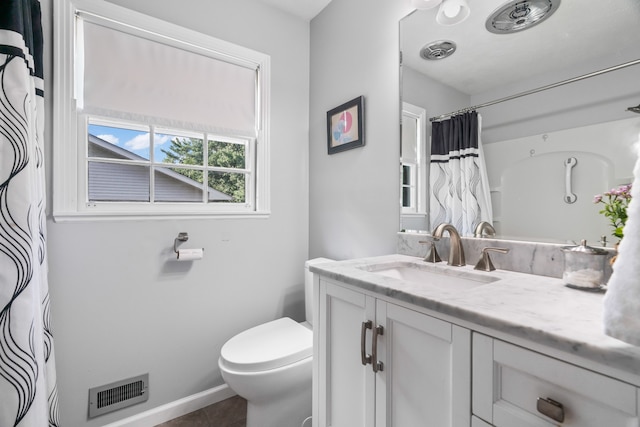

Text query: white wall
(485, 117), (640, 244)
(309, 0), (413, 260)
(472, 53), (640, 144)
(43, 1), (310, 425)
(467, 48), (640, 244)
(402, 65), (470, 120)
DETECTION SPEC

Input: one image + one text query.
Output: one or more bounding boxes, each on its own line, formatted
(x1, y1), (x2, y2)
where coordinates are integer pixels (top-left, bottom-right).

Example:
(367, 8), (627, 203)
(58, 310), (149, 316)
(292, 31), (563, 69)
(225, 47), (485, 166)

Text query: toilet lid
(220, 317), (312, 372)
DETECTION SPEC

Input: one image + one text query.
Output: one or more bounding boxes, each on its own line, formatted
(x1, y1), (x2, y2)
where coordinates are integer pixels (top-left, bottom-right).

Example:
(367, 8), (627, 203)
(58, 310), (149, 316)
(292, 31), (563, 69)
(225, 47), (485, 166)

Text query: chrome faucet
(474, 221), (496, 238)
(432, 223), (465, 266)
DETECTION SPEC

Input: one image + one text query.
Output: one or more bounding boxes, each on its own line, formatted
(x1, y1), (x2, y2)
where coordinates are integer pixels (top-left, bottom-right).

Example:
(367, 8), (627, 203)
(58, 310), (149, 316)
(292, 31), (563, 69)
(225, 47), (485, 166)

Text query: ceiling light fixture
(412, 0), (470, 26)
(436, 0), (470, 25)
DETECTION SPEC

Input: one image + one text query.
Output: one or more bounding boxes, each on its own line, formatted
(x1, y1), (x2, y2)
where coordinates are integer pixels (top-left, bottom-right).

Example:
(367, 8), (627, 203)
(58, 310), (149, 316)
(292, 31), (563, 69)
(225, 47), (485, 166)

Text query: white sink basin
(365, 262), (499, 291)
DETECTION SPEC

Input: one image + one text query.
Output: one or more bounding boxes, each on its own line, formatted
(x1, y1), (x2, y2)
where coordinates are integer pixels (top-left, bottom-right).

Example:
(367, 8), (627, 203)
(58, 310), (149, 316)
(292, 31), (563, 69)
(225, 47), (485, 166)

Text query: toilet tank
(304, 258), (334, 326)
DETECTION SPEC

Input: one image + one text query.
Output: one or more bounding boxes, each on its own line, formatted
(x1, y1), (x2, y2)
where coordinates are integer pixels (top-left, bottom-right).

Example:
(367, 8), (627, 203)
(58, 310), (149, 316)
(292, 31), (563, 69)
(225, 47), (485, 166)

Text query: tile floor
(155, 396), (247, 427)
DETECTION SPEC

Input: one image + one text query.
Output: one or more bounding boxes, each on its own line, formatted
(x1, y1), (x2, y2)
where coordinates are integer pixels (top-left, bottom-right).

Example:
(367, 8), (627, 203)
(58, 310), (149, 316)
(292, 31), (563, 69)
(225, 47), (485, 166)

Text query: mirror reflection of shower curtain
(429, 111), (493, 236)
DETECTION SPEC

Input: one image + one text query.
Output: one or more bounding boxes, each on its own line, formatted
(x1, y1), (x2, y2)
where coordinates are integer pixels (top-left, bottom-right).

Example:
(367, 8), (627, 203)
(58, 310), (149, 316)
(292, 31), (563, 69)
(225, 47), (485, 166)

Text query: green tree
(161, 137), (245, 203)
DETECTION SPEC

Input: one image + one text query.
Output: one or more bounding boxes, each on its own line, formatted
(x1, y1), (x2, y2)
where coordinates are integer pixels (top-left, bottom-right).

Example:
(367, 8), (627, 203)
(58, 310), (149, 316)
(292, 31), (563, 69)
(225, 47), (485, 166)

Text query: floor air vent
(88, 374), (149, 418)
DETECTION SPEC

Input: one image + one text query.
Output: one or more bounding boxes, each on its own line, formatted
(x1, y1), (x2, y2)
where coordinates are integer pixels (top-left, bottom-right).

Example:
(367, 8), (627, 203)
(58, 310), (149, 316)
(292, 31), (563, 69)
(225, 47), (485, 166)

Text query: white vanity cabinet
(314, 278), (471, 427)
(311, 255), (640, 427)
(472, 333), (640, 427)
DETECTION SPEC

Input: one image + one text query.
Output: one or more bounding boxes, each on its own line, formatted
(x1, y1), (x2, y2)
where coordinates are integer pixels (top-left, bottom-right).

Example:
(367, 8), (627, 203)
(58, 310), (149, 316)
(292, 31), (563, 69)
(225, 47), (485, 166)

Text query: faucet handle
(419, 238), (442, 263)
(474, 247), (510, 271)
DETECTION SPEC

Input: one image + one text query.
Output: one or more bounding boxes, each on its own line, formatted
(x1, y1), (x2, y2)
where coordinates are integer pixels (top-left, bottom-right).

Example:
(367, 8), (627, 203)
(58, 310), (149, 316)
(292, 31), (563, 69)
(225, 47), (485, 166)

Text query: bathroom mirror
(400, 0), (640, 245)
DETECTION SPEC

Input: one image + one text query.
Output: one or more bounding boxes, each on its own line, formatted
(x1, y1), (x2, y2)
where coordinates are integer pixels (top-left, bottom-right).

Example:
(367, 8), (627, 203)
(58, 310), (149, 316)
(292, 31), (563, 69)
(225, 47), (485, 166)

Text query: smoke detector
(486, 0), (561, 34)
(420, 40), (457, 60)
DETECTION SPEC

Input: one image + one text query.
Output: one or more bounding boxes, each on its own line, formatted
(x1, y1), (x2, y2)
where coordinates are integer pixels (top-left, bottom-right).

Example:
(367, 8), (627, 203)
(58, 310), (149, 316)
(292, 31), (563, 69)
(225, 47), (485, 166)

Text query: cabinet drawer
(473, 333), (639, 427)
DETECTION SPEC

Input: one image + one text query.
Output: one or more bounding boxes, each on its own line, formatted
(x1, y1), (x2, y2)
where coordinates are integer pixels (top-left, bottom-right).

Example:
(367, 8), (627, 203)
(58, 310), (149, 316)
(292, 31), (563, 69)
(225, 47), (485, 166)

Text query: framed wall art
(326, 96), (364, 154)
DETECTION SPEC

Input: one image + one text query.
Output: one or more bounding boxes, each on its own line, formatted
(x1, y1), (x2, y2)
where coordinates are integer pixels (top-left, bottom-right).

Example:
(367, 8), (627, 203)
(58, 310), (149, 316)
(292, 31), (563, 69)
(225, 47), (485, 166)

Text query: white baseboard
(102, 384), (236, 427)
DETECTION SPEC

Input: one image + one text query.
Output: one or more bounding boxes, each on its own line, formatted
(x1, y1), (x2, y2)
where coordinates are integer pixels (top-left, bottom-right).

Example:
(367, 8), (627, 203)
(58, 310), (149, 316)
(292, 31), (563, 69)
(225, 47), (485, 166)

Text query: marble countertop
(310, 254), (640, 384)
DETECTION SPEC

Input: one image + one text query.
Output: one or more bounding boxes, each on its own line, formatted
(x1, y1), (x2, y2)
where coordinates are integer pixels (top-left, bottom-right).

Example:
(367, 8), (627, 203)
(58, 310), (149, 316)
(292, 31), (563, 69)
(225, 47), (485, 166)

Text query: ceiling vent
(486, 0), (561, 34)
(420, 40), (457, 60)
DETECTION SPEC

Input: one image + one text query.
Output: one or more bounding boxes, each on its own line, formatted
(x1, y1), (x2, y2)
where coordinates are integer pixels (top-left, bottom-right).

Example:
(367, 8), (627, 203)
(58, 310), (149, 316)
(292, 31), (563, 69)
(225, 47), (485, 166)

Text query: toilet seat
(220, 317), (312, 372)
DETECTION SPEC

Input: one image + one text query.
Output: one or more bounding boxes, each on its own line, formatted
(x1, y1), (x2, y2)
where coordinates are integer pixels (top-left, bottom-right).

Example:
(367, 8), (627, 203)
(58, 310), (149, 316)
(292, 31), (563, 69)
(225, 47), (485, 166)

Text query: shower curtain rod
(429, 58), (640, 122)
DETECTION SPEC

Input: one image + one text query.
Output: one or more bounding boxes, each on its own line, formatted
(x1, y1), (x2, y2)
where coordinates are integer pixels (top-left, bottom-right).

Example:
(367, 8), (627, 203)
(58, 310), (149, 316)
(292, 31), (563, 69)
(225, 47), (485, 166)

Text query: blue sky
(88, 123), (173, 162)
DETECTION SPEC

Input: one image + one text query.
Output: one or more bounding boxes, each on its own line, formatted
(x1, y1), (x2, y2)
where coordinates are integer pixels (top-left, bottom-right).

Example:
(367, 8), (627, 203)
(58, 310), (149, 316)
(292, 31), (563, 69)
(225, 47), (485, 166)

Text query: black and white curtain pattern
(429, 111), (493, 236)
(0, 1), (60, 426)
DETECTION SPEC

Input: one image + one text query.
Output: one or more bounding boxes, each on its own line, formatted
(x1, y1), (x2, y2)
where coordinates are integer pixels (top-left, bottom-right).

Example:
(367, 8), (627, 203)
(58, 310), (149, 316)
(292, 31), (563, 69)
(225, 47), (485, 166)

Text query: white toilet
(218, 258), (332, 427)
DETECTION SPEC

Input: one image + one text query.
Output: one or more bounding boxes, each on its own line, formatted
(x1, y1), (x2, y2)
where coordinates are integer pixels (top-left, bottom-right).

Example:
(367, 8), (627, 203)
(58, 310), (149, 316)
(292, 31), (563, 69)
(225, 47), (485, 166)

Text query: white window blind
(78, 16), (258, 137)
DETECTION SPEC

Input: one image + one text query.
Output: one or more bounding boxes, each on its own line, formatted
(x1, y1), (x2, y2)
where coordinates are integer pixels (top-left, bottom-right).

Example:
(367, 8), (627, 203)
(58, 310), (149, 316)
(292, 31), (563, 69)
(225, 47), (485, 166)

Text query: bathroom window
(87, 120), (252, 205)
(401, 103), (427, 215)
(402, 164), (417, 211)
(53, 0), (271, 220)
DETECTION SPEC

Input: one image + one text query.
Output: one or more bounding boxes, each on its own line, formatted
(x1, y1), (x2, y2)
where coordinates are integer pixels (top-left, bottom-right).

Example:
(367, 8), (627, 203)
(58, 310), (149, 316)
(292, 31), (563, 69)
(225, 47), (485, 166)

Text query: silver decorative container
(561, 240), (607, 289)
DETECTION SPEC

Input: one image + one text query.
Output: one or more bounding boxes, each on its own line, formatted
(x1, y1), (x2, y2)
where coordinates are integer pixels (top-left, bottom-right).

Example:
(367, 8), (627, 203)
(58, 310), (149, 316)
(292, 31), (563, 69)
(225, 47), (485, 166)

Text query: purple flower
(595, 184), (632, 240)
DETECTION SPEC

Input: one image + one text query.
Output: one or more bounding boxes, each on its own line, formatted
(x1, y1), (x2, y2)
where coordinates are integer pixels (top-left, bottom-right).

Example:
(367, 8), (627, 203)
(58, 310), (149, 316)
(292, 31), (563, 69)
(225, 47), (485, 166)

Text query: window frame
(401, 103), (427, 216)
(53, 0), (271, 221)
(401, 163), (417, 213)
(84, 116), (255, 207)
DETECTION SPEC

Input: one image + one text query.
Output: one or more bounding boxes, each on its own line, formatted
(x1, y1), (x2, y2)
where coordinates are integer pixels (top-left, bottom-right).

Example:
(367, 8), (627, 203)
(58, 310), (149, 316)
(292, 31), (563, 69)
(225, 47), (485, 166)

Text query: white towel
(603, 144), (640, 345)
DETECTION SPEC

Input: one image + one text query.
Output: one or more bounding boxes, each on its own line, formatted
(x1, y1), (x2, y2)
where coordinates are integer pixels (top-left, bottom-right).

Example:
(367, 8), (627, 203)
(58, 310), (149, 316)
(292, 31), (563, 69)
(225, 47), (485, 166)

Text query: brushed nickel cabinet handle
(361, 321), (372, 366)
(372, 325), (384, 373)
(537, 397), (565, 422)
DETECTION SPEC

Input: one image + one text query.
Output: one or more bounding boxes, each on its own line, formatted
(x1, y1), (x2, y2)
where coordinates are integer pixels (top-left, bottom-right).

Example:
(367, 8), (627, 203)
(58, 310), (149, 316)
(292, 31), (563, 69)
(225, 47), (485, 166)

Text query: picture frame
(326, 96), (365, 154)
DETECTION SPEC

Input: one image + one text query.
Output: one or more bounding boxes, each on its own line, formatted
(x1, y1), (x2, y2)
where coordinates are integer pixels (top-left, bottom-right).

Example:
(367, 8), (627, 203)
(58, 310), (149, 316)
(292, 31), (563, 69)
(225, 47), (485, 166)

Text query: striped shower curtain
(429, 111), (493, 236)
(0, 1), (60, 426)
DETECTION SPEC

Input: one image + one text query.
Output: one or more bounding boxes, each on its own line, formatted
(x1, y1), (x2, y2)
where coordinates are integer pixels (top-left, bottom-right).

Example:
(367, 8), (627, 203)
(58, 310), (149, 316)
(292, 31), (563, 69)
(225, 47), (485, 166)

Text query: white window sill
(52, 210), (271, 222)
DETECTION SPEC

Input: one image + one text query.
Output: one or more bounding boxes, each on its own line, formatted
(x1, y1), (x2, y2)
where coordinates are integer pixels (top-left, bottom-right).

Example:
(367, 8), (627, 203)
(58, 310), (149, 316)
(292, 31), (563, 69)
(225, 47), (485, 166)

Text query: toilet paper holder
(174, 232), (189, 253)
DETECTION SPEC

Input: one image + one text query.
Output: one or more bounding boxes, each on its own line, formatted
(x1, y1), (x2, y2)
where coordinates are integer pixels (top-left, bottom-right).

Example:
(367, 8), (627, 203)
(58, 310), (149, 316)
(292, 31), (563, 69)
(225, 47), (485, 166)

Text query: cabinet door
(473, 333), (640, 427)
(375, 301), (471, 427)
(316, 281), (376, 427)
